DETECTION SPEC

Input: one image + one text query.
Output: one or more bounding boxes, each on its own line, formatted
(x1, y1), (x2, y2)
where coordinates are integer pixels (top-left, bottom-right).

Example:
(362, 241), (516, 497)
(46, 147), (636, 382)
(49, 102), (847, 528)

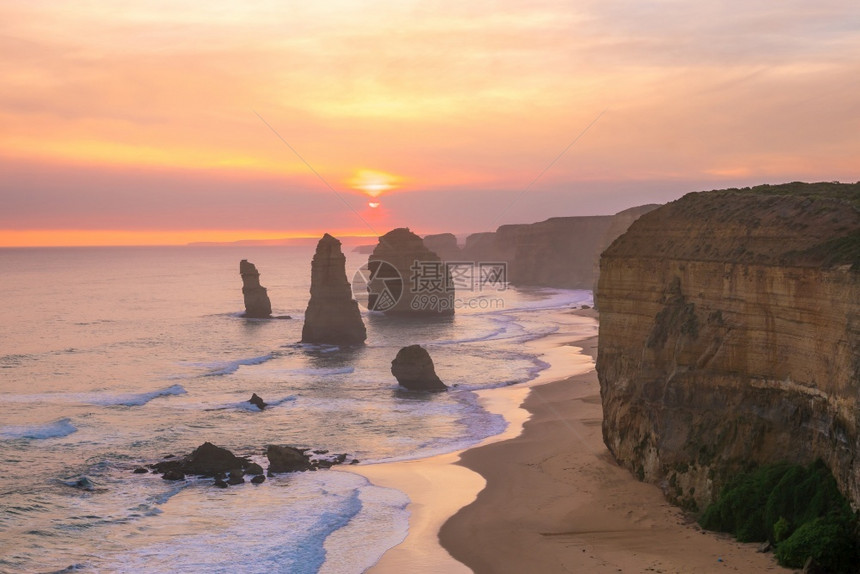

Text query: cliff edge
(596, 182), (860, 511)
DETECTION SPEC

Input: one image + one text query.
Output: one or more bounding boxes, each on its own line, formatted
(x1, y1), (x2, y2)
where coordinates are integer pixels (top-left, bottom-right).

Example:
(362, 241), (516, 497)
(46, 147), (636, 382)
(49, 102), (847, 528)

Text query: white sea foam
(0, 384), (187, 407)
(285, 366), (354, 376)
(0, 418), (77, 440)
(88, 384), (187, 406)
(183, 354), (274, 376)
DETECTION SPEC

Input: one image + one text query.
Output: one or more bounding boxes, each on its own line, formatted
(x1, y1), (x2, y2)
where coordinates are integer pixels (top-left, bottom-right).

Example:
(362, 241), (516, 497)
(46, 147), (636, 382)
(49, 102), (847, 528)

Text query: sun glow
(349, 169), (399, 197)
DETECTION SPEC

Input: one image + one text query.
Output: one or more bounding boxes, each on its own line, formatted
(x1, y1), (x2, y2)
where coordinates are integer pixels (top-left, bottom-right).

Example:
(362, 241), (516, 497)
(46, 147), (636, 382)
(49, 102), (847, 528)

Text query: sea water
(0, 245), (592, 573)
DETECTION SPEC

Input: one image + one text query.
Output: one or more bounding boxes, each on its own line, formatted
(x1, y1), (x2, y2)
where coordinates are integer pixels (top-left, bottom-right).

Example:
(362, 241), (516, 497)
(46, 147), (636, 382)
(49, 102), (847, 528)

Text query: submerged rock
(63, 476), (96, 491)
(301, 234), (367, 345)
(248, 393), (267, 410)
(240, 260), (273, 318)
(266, 445), (313, 473)
(391, 345), (448, 392)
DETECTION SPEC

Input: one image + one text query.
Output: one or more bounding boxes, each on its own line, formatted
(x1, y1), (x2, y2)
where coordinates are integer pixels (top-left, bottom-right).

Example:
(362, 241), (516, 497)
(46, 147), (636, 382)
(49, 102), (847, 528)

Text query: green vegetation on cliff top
(611, 181), (860, 269)
(718, 181), (860, 210)
(699, 460), (859, 572)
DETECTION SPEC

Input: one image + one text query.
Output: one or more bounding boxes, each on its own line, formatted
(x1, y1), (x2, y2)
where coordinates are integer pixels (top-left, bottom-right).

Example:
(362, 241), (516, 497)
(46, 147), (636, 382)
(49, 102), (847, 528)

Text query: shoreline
(439, 310), (787, 573)
(346, 308), (600, 573)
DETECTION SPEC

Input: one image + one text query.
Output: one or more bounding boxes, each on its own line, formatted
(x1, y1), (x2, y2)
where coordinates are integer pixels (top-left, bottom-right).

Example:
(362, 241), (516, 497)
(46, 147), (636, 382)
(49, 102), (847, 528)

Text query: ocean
(0, 244), (592, 573)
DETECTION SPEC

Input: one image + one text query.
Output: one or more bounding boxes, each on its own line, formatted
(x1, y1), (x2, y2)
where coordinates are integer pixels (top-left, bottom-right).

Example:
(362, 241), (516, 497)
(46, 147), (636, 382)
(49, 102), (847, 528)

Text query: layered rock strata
(592, 204), (661, 300)
(368, 228), (454, 315)
(240, 260), (272, 318)
(596, 182), (860, 510)
(301, 234), (367, 345)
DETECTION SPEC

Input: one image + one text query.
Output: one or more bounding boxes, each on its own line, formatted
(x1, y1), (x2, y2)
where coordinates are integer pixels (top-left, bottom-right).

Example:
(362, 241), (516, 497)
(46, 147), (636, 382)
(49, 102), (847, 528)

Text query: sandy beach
(354, 308), (788, 573)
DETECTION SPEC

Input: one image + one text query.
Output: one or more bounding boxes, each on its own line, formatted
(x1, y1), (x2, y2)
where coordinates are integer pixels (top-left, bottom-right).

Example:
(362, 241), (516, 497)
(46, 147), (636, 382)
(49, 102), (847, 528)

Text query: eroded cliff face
(592, 204), (661, 299)
(459, 216), (613, 288)
(596, 183), (860, 511)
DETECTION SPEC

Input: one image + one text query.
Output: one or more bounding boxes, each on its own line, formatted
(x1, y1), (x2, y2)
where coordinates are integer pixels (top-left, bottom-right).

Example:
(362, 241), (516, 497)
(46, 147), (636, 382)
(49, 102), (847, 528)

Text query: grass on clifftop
(722, 181), (860, 210)
(699, 460), (859, 572)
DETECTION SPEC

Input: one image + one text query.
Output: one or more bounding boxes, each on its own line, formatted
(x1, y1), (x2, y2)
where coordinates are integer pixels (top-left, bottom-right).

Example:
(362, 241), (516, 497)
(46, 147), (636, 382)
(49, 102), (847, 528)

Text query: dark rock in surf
(240, 260), (273, 318)
(64, 476), (96, 491)
(249, 393), (267, 410)
(301, 234), (367, 345)
(162, 469), (185, 481)
(181, 442), (250, 476)
(227, 469), (245, 485)
(213, 478), (228, 488)
(132, 467), (148, 474)
(250, 474), (266, 484)
(152, 442), (250, 477)
(391, 345), (448, 392)
(266, 445), (313, 473)
(245, 463), (264, 475)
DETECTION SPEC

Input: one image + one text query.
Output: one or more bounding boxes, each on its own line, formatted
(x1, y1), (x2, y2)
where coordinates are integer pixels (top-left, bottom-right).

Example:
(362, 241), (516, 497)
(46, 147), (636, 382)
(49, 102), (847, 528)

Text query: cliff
(423, 233), (462, 261)
(458, 216), (613, 288)
(596, 182), (860, 511)
(239, 259), (272, 318)
(592, 204), (661, 299)
(301, 234), (367, 345)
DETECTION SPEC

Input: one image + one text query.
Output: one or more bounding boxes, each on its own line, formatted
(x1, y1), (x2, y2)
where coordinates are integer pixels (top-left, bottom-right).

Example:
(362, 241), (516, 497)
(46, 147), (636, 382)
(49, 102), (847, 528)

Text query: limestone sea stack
(240, 260), (272, 318)
(301, 234), (367, 345)
(391, 345), (448, 391)
(368, 228), (454, 315)
(596, 182), (860, 510)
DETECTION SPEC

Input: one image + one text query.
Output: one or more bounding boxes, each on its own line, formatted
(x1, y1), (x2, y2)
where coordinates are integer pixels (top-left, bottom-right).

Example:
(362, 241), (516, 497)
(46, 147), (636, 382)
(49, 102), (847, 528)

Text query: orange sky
(2, 1), (859, 246)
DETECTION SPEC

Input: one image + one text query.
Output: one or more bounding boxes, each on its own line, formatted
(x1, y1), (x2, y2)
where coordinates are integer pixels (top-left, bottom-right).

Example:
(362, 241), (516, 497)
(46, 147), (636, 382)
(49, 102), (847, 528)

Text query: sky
(2, 0), (859, 246)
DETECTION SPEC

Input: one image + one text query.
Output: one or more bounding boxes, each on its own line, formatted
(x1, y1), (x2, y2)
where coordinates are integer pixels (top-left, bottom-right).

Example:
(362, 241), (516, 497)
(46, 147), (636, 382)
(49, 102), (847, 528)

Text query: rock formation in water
(368, 228), (454, 315)
(266, 445), (313, 473)
(301, 234), (367, 345)
(240, 260), (273, 318)
(391, 345), (448, 391)
(596, 182), (860, 510)
(248, 393), (267, 410)
(423, 233), (462, 261)
(152, 442), (251, 478)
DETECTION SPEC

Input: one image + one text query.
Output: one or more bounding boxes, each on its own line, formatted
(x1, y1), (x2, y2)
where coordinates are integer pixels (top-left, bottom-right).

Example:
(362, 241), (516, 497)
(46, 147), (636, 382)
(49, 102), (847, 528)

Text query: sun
(368, 201), (380, 208)
(348, 169), (399, 198)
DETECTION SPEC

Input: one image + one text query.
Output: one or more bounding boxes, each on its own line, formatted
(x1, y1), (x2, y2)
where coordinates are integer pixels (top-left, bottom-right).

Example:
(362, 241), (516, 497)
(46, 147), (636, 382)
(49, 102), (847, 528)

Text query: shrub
(699, 460), (858, 572)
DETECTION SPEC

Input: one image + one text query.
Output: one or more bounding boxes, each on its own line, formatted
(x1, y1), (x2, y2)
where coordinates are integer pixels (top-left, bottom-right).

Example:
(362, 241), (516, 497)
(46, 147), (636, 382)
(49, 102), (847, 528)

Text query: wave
(0, 385), (187, 407)
(285, 367), (354, 376)
(88, 384), (187, 407)
(182, 354), (275, 376)
(0, 418), (77, 441)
